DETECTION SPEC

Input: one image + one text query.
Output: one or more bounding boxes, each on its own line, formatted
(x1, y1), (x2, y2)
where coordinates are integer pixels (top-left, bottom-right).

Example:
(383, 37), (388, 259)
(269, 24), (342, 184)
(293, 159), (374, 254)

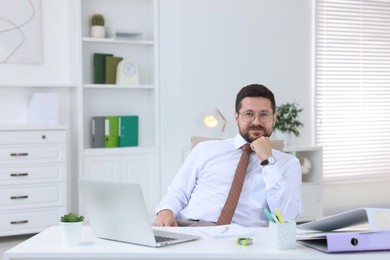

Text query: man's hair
(235, 84), (276, 113)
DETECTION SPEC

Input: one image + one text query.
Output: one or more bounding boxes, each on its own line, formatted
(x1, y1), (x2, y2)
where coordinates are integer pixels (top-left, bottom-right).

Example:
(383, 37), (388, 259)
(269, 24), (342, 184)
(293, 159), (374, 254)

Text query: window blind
(315, 0), (390, 183)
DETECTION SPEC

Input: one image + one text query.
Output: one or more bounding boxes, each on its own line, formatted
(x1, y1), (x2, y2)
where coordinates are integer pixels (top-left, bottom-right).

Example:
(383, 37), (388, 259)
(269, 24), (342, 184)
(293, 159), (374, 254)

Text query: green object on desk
(236, 237), (253, 246)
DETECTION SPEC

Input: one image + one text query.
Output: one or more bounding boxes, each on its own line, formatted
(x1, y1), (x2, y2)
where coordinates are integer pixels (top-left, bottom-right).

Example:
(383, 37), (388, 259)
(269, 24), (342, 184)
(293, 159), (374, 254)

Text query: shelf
(82, 146), (157, 156)
(0, 125), (68, 131)
(0, 84), (76, 88)
(83, 84), (155, 90)
(82, 37), (154, 45)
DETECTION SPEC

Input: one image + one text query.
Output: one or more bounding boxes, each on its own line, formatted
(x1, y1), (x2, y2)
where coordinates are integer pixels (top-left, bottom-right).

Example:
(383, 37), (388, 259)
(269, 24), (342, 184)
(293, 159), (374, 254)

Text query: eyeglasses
(239, 111), (274, 123)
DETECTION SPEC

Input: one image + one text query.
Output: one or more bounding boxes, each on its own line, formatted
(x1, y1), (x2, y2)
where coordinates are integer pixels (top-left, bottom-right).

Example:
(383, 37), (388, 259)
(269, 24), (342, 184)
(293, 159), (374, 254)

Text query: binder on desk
(104, 116), (119, 148)
(298, 207), (390, 232)
(92, 116), (105, 148)
(298, 230), (390, 253)
(93, 53), (113, 84)
(119, 116), (138, 147)
(297, 207), (390, 253)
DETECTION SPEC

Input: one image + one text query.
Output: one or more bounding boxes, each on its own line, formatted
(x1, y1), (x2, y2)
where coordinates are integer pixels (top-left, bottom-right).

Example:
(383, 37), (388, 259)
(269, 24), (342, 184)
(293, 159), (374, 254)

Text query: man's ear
(234, 112), (239, 124)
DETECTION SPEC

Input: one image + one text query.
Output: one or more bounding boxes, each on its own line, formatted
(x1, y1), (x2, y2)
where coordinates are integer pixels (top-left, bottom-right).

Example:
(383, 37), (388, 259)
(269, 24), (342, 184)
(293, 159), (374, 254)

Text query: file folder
(104, 116), (119, 148)
(93, 53), (113, 84)
(298, 207), (390, 232)
(91, 116), (105, 148)
(118, 116), (138, 147)
(298, 230), (390, 253)
(105, 56), (123, 84)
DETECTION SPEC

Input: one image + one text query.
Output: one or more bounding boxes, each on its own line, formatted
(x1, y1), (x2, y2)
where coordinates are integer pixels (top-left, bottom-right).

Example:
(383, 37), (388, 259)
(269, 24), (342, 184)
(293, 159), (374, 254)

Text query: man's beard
(239, 124), (272, 143)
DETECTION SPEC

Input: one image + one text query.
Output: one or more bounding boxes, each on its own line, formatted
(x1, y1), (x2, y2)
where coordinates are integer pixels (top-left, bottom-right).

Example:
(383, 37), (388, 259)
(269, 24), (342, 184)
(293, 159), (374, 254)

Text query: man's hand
(154, 209), (178, 227)
(250, 136), (273, 161)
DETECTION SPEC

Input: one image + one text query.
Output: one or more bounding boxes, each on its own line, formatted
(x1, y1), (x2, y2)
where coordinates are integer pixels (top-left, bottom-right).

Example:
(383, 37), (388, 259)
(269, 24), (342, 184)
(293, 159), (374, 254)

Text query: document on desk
(197, 224), (254, 238)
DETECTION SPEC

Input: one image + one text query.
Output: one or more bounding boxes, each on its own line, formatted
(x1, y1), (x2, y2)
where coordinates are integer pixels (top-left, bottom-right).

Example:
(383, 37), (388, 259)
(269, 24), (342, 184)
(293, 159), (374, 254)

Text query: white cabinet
(0, 128), (67, 236)
(76, 0), (160, 214)
(284, 146), (323, 222)
(82, 148), (159, 213)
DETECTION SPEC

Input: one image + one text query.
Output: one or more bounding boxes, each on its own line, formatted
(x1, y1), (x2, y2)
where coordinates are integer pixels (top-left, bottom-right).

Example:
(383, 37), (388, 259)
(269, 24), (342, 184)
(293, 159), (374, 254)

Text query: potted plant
(59, 212), (84, 246)
(274, 102), (303, 145)
(90, 14), (105, 38)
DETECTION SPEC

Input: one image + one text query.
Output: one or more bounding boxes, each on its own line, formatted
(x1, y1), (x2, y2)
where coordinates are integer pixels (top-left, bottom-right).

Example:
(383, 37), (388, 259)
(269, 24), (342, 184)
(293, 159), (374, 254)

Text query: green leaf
(60, 212), (84, 222)
(274, 102), (303, 137)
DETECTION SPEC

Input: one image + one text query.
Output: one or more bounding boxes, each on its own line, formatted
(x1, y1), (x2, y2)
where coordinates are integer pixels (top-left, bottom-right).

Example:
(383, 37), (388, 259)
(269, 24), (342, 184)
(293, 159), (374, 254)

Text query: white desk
(3, 226), (390, 260)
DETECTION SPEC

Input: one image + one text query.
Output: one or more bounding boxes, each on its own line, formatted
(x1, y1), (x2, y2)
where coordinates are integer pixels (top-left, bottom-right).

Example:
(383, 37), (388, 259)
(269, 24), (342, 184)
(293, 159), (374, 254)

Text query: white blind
(315, 0), (390, 183)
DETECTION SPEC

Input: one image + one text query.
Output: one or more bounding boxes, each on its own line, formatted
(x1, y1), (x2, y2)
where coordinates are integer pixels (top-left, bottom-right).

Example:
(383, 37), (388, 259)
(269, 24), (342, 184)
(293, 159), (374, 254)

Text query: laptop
(79, 179), (201, 247)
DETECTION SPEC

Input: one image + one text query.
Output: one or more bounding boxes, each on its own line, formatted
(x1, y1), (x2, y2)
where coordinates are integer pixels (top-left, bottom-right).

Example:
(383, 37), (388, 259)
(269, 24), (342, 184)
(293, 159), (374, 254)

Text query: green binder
(93, 53), (113, 84)
(105, 56), (123, 84)
(104, 116), (119, 148)
(119, 116), (139, 147)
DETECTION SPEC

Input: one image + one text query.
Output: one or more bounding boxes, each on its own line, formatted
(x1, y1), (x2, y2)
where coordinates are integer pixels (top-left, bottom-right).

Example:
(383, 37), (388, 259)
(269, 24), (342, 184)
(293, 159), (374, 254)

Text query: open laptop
(79, 179), (201, 247)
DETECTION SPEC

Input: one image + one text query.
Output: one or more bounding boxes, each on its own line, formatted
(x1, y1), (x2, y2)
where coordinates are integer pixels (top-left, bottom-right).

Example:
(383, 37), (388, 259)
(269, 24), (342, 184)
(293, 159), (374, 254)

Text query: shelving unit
(284, 146), (323, 222)
(76, 0), (160, 214)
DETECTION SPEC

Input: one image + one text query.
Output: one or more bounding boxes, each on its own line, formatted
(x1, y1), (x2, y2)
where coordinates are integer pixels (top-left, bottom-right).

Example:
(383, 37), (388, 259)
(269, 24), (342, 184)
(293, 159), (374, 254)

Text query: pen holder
(269, 221), (296, 250)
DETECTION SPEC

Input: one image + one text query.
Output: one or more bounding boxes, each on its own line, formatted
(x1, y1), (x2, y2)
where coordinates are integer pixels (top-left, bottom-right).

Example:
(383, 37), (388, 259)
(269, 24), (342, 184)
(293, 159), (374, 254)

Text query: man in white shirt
(155, 84), (303, 227)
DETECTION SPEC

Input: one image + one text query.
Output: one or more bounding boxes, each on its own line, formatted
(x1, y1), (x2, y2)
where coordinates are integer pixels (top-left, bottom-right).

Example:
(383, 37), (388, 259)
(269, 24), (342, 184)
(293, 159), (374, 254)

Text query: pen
(221, 226), (230, 234)
(275, 208), (284, 224)
(264, 208), (275, 223)
(271, 213), (280, 224)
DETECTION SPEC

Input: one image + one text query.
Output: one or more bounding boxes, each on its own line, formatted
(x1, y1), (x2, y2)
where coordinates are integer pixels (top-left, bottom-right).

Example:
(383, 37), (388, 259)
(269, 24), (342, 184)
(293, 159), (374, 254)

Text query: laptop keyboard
(155, 235), (178, 243)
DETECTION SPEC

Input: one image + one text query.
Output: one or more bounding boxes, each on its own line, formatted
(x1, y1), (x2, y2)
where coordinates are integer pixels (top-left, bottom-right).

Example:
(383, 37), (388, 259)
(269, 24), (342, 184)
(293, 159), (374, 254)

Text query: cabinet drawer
(0, 164), (65, 184)
(0, 130), (66, 145)
(0, 207), (66, 236)
(0, 144), (66, 163)
(0, 184), (66, 210)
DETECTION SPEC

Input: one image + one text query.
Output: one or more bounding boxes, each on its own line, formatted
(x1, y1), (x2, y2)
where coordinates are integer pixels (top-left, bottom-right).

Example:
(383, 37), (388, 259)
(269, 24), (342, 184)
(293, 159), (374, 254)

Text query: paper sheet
(197, 224), (254, 238)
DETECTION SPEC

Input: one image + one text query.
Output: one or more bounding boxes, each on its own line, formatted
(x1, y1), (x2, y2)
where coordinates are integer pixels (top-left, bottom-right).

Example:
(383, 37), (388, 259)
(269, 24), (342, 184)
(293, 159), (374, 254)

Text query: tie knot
(241, 143), (251, 152)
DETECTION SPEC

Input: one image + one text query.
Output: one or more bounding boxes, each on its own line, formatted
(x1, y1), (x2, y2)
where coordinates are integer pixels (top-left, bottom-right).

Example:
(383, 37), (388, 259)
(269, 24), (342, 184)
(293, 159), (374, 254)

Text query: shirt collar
(234, 133), (248, 150)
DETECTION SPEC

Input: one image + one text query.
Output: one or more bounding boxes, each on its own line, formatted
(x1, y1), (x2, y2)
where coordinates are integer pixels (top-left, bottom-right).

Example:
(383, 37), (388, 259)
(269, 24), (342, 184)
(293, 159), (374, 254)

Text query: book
(105, 56), (123, 84)
(93, 53), (113, 84)
(91, 116), (105, 148)
(104, 116), (119, 148)
(119, 116), (139, 147)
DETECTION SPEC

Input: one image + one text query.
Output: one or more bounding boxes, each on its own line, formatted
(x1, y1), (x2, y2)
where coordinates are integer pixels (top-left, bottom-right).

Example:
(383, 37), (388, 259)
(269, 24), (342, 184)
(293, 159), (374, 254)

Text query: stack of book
(93, 53), (123, 84)
(91, 115), (138, 148)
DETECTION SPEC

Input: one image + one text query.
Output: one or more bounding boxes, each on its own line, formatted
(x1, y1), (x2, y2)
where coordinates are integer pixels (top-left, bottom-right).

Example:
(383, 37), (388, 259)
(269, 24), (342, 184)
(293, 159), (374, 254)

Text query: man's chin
(249, 131), (264, 138)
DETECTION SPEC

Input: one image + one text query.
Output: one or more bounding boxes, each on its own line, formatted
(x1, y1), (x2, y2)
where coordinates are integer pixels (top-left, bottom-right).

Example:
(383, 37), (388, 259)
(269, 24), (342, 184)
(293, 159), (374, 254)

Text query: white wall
(0, 0), (75, 85)
(160, 0), (313, 192)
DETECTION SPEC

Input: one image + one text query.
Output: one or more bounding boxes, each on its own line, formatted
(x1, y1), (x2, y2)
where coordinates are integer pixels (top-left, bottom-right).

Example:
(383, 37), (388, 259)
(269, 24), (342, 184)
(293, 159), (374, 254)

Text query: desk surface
(3, 226), (390, 260)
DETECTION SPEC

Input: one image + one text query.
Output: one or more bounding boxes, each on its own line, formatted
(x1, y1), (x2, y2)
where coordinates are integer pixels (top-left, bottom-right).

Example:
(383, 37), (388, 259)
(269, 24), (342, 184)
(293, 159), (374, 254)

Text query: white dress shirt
(156, 133), (303, 227)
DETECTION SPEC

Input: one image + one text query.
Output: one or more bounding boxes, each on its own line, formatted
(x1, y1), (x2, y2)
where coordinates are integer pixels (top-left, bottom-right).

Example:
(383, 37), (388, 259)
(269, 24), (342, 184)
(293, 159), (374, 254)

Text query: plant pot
(90, 26), (105, 38)
(59, 221), (83, 246)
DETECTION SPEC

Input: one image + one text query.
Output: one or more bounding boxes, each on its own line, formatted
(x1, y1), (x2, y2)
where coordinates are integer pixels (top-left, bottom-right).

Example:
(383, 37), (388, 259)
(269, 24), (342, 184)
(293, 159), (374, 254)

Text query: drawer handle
(10, 220), (29, 225)
(10, 173), (29, 177)
(10, 153), (29, 157)
(10, 195), (29, 200)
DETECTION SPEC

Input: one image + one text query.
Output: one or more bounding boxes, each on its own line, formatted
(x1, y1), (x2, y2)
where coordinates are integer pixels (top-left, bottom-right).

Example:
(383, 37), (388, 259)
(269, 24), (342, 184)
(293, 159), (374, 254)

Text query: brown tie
(216, 143), (251, 225)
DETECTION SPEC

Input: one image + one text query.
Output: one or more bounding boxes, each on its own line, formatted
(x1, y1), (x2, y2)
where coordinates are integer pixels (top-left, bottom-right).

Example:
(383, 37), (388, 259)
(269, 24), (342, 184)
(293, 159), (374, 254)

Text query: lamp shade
(203, 115), (218, 128)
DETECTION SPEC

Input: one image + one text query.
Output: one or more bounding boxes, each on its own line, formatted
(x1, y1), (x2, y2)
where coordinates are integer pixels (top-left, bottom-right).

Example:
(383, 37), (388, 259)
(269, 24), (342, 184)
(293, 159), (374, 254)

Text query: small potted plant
(59, 212), (84, 246)
(90, 14), (105, 38)
(274, 102), (303, 145)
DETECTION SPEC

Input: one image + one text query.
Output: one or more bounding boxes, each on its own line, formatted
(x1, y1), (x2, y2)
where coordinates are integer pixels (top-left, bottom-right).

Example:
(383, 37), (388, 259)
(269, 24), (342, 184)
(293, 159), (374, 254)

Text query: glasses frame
(238, 111), (274, 123)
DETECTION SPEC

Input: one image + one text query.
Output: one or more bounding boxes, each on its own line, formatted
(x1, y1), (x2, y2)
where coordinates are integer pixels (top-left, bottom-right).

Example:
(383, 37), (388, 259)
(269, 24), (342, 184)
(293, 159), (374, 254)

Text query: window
(315, 0), (390, 183)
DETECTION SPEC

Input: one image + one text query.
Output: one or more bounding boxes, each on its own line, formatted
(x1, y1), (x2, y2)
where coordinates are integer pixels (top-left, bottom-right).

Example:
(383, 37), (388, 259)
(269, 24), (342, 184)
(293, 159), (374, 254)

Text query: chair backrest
(191, 136), (284, 151)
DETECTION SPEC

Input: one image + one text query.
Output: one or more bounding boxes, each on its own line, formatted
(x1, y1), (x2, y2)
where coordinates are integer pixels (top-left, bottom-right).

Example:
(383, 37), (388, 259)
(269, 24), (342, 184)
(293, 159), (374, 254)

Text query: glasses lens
(241, 112), (272, 123)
